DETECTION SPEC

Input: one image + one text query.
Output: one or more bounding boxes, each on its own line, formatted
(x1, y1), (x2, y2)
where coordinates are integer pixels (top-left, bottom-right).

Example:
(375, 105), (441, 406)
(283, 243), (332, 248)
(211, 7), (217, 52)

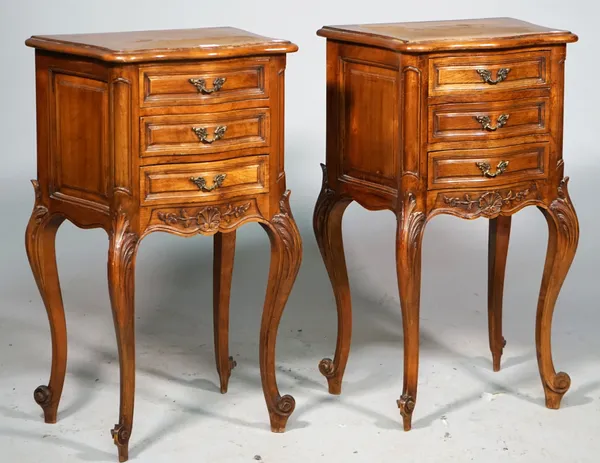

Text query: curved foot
(492, 338), (507, 373)
(544, 372), (571, 409)
(26, 180), (67, 424)
(536, 178), (578, 410)
(33, 385), (56, 423)
(396, 193), (426, 432)
(488, 216), (511, 372)
(397, 394), (416, 431)
(318, 358), (341, 395)
(269, 395), (296, 433)
(259, 191), (302, 432)
(213, 231), (237, 394)
(218, 357), (237, 394)
(108, 207), (139, 462)
(111, 423), (131, 462)
(313, 164), (352, 395)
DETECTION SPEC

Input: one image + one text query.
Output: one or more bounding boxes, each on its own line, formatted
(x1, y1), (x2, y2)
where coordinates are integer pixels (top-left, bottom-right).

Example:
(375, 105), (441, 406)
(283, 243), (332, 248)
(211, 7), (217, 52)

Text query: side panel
(51, 72), (109, 207)
(34, 52), (112, 229)
(338, 45), (399, 192)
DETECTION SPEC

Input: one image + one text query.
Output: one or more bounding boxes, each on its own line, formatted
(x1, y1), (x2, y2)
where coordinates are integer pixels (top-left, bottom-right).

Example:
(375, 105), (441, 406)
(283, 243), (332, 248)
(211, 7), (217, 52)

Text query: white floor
(1, 163), (599, 463)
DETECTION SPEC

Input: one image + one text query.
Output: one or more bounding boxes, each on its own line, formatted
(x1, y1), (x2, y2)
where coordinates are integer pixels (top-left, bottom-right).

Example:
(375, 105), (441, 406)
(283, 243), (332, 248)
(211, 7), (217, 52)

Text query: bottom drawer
(141, 155), (268, 205)
(427, 142), (549, 190)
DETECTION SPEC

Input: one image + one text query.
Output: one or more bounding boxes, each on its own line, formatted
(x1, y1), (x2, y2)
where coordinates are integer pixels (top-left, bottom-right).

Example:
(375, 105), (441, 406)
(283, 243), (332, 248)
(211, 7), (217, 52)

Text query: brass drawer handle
(474, 114), (509, 131)
(190, 173), (227, 192)
(189, 77), (226, 94)
(476, 68), (510, 85)
(192, 125), (227, 144)
(476, 160), (509, 178)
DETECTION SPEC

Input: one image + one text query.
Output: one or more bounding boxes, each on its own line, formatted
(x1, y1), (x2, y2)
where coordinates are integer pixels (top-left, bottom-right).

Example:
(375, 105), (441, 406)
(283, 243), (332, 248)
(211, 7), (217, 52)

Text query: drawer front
(429, 98), (549, 144)
(429, 50), (550, 97)
(140, 108), (269, 157)
(428, 142), (549, 190)
(140, 59), (268, 107)
(141, 156), (268, 205)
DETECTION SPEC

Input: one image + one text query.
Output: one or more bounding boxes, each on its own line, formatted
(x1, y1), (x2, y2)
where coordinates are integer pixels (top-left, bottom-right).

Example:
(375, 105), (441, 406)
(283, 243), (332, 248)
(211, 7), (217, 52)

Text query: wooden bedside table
(25, 28), (300, 461)
(314, 18), (579, 431)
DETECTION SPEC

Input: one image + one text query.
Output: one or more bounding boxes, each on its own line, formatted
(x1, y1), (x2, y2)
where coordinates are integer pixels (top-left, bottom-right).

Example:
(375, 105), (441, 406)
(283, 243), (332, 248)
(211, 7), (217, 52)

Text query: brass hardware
(476, 68), (510, 85)
(476, 160), (510, 178)
(190, 173), (227, 192)
(191, 125), (227, 144)
(474, 114), (509, 131)
(188, 77), (226, 93)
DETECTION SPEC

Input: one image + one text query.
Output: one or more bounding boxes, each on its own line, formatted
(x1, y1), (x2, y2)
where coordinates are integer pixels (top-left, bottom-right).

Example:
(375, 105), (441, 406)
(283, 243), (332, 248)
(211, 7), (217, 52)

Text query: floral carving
(441, 184), (538, 219)
(550, 178), (579, 249)
(157, 203), (251, 232)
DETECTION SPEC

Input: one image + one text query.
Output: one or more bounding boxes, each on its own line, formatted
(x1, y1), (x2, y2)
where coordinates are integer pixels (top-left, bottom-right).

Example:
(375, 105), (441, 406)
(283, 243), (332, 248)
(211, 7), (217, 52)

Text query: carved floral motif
(440, 184), (538, 219)
(157, 203), (251, 232)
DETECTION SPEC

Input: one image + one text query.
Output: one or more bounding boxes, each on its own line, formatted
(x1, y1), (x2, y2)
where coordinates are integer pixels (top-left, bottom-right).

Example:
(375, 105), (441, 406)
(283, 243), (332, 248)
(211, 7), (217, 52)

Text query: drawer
(140, 108), (269, 157)
(427, 142), (549, 190)
(429, 49), (550, 97)
(140, 155), (268, 205)
(140, 58), (268, 107)
(429, 98), (549, 144)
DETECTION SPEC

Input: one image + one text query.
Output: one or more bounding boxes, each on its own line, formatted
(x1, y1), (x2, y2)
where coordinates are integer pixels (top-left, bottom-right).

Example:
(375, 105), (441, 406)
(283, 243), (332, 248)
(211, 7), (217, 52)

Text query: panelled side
(336, 43), (400, 197)
(35, 51), (113, 229)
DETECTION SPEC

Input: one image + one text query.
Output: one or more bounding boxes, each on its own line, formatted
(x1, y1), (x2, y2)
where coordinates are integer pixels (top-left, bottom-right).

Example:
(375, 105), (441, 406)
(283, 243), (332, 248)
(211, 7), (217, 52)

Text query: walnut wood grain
(213, 231), (237, 394)
(26, 27), (298, 462)
(259, 191), (302, 432)
(108, 207), (139, 463)
(536, 178), (579, 408)
(25, 180), (67, 424)
(488, 216), (511, 372)
(26, 27), (298, 63)
(395, 193), (426, 431)
(313, 164), (353, 394)
(316, 18), (579, 431)
(318, 18), (577, 53)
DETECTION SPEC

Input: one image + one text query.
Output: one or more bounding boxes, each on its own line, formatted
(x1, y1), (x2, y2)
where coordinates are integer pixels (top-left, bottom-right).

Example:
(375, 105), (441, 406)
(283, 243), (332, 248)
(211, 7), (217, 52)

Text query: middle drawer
(140, 108), (270, 158)
(140, 155), (269, 205)
(428, 97), (549, 145)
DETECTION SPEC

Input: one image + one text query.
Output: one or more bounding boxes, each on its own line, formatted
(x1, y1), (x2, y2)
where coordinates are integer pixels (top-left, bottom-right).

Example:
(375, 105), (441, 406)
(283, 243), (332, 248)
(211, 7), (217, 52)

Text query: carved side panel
(431, 183), (542, 219)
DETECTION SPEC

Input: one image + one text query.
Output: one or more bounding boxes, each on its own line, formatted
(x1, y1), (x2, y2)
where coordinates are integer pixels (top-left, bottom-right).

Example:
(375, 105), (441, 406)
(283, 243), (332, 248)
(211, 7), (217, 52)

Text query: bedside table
(314, 18), (579, 431)
(25, 28), (300, 461)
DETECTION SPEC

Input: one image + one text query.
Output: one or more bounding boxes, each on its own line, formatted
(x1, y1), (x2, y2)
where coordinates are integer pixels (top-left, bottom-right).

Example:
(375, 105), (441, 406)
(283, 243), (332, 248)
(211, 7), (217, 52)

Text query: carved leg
(108, 209), (139, 462)
(313, 164), (353, 394)
(536, 178), (579, 409)
(213, 231), (237, 394)
(259, 191), (302, 432)
(488, 216), (511, 372)
(25, 181), (67, 424)
(395, 194), (426, 431)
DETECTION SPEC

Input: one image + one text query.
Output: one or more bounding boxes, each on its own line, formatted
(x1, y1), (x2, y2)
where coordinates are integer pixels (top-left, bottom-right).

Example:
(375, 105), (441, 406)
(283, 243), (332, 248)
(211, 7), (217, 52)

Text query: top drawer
(429, 49), (550, 97)
(140, 58), (268, 107)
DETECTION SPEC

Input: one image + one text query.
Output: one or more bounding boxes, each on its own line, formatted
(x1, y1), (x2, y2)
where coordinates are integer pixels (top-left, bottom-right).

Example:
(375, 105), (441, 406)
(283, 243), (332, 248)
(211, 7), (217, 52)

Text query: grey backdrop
(1, 1), (599, 462)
